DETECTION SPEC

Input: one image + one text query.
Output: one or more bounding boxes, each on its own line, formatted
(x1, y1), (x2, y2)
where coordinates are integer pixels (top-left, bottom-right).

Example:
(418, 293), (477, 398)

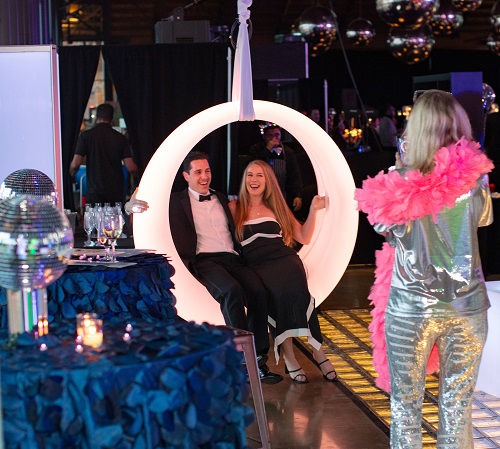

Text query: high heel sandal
(317, 359), (338, 382)
(284, 365), (309, 384)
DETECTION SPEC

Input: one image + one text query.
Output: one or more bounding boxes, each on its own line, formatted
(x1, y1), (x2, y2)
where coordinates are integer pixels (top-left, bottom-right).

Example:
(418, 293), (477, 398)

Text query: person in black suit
(249, 123), (304, 215)
(125, 151), (282, 384)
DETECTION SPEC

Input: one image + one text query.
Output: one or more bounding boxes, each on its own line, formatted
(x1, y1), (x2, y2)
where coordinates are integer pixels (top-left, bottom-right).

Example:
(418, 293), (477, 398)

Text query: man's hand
(124, 188), (149, 215)
(265, 137), (281, 151)
(293, 197), (303, 211)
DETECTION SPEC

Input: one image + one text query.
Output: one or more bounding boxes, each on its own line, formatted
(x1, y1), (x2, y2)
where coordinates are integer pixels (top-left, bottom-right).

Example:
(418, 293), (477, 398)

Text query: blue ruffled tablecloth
(0, 319), (253, 449)
(0, 252), (177, 328)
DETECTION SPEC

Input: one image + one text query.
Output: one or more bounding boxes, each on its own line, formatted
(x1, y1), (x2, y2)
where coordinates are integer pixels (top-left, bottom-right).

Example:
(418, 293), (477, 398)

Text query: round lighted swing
(133, 100), (358, 325)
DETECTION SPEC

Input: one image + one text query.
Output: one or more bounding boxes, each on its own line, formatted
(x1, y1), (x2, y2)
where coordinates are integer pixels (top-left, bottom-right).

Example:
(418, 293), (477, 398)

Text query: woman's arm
(124, 188), (149, 215)
(292, 195), (326, 244)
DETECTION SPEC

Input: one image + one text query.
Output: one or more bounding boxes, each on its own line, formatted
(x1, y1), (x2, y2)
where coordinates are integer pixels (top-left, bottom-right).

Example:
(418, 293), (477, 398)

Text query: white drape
(231, 0), (255, 121)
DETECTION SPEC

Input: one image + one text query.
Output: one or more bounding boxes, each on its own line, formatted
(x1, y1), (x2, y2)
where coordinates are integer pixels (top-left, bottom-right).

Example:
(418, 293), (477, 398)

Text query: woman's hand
(124, 188), (149, 215)
(310, 195), (326, 211)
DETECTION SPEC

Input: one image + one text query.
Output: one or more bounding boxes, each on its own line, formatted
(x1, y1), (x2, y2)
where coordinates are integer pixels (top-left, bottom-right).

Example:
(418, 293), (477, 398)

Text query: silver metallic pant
(385, 312), (488, 449)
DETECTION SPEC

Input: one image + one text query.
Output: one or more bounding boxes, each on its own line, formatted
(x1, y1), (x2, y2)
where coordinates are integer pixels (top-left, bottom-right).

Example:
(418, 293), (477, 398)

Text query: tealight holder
(76, 313), (103, 348)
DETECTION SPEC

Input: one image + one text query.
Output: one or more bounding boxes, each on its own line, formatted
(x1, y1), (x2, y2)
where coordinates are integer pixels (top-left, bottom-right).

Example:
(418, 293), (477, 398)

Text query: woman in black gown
(229, 160), (337, 383)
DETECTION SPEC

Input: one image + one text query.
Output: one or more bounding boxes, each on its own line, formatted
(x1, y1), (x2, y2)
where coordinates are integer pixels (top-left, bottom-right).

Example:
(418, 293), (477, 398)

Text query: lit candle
(76, 313), (103, 348)
(83, 330), (103, 348)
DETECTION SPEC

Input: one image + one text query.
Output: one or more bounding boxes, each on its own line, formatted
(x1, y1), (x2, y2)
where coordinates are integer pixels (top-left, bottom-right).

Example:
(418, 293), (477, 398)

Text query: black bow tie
(199, 193), (212, 202)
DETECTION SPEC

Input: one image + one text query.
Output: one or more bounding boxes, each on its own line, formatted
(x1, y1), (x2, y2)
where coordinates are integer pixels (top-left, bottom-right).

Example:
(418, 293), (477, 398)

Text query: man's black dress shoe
(256, 354), (268, 368)
(241, 354), (268, 368)
(259, 364), (283, 384)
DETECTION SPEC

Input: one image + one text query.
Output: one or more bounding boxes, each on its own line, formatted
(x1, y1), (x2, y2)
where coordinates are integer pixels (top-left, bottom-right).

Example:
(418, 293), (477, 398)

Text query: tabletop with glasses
(0, 250), (177, 329)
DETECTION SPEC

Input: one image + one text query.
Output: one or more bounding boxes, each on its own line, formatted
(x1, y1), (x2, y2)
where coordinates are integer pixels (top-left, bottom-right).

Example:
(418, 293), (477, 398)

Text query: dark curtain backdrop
(102, 43), (229, 193)
(310, 49), (500, 115)
(58, 45), (101, 210)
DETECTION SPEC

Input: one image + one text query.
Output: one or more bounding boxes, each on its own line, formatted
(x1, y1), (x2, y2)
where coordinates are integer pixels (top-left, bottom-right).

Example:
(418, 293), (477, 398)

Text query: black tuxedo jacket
(169, 189), (241, 274)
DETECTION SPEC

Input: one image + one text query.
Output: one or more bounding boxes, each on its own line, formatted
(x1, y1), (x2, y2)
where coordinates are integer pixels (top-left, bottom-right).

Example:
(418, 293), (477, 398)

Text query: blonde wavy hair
(234, 160), (296, 246)
(404, 89), (473, 174)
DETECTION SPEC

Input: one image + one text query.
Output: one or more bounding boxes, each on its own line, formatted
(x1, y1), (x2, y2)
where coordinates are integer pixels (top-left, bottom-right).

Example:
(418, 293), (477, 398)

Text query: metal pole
(227, 47), (232, 193)
(323, 79), (329, 132)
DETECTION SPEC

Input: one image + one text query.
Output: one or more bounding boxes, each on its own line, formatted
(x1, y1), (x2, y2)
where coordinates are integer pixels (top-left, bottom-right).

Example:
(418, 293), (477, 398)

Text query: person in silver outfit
(356, 89), (494, 449)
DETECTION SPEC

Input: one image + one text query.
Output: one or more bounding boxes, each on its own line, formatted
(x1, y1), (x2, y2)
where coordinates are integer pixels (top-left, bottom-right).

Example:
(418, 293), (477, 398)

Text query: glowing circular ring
(134, 100), (358, 325)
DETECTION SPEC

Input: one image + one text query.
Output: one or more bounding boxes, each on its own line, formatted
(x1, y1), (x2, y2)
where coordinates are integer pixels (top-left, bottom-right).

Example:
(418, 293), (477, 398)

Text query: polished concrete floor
(245, 266), (390, 449)
(244, 266), (500, 449)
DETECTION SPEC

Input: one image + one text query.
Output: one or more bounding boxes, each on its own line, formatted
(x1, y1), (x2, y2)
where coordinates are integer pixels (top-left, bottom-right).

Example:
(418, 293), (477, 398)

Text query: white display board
(0, 45), (63, 208)
(478, 281), (500, 397)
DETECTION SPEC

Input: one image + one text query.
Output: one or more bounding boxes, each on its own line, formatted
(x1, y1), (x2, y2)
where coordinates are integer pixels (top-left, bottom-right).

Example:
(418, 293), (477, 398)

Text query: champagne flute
(102, 213), (124, 262)
(83, 210), (95, 247)
(96, 210), (110, 260)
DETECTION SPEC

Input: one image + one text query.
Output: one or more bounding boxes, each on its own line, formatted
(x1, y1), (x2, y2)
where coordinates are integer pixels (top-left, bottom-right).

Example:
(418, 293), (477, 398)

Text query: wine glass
(96, 209), (110, 260)
(83, 210), (95, 247)
(102, 213), (124, 262)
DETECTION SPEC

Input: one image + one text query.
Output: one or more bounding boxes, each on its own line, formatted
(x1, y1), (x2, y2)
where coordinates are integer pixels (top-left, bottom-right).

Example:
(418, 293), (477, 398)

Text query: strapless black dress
(241, 218), (322, 361)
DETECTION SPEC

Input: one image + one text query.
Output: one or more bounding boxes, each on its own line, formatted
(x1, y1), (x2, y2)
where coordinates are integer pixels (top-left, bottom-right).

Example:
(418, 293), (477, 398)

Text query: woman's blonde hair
(404, 89), (473, 173)
(234, 160), (295, 246)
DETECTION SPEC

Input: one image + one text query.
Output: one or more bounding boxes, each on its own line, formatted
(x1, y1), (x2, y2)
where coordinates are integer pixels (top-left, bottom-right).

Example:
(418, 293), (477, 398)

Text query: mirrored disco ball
(491, 15), (500, 34)
(387, 26), (435, 64)
(0, 168), (57, 205)
(0, 195), (73, 291)
(486, 33), (500, 55)
(295, 6), (337, 56)
(482, 83), (496, 110)
(346, 18), (376, 45)
(451, 0), (482, 12)
(430, 7), (464, 36)
(376, 0), (438, 29)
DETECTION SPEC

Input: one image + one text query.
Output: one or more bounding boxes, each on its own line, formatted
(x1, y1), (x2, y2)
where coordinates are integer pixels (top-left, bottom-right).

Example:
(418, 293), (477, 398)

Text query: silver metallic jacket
(375, 175), (492, 318)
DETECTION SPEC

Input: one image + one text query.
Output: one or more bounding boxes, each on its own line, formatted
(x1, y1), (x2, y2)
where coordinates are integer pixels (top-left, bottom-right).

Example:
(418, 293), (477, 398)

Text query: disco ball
(491, 15), (500, 34)
(486, 33), (500, 55)
(482, 83), (496, 110)
(0, 195), (73, 291)
(430, 7), (464, 36)
(451, 0), (482, 12)
(376, 0), (439, 29)
(346, 18), (376, 46)
(295, 6), (337, 56)
(387, 26), (436, 64)
(0, 168), (57, 205)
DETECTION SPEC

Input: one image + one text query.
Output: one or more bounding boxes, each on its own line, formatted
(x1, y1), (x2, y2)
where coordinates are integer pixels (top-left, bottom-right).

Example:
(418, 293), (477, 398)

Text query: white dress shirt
(188, 188), (238, 255)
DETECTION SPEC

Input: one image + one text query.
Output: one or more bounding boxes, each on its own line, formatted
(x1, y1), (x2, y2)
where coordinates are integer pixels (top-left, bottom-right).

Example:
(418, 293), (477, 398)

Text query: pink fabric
(356, 138), (494, 227)
(356, 139), (493, 393)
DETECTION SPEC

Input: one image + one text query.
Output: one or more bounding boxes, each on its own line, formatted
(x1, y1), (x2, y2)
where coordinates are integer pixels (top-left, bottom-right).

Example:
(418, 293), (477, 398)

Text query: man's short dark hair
(182, 151), (209, 173)
(96, 103), (114, 122)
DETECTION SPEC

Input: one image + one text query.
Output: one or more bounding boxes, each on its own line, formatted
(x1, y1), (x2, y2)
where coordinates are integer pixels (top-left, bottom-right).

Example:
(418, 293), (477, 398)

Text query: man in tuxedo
(125, 151), (282, 384)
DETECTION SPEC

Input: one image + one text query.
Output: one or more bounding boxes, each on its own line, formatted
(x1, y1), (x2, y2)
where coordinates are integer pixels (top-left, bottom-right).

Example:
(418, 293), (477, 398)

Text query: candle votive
(76, 313), (103, 348)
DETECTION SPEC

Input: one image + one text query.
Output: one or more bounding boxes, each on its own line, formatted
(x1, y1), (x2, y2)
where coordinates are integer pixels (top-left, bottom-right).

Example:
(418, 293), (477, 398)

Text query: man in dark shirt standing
(249, 123), (304, 214)
(69, 103), (138, 206)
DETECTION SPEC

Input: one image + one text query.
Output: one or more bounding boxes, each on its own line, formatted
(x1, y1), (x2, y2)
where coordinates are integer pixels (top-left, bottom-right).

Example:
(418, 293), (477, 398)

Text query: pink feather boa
(355, 138), (493, 393)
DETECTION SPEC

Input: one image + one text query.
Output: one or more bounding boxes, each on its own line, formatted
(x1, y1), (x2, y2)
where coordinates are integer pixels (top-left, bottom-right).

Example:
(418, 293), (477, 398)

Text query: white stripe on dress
(240, 217), (282, 247)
